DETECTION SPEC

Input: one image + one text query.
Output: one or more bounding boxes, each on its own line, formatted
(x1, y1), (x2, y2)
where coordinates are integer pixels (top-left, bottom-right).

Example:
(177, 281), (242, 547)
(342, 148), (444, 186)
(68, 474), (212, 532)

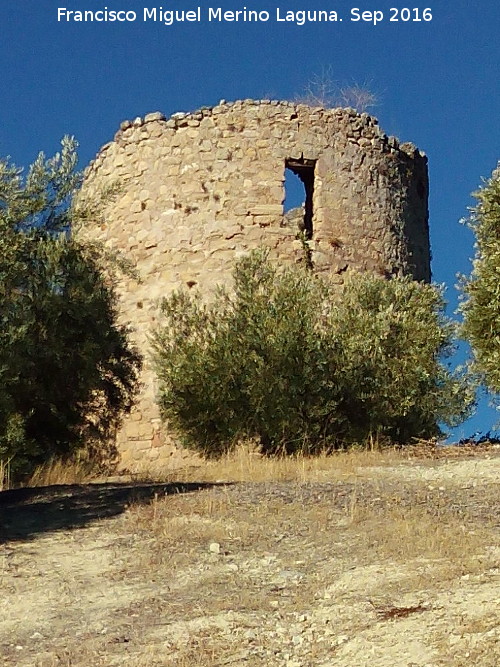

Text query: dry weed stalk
(26, 456), (94, 487)
(0, 458), (12, 491)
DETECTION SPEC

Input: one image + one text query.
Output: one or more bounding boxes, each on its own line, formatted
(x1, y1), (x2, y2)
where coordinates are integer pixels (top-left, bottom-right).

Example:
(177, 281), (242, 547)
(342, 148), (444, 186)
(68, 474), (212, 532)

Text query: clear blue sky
(2, 1), (499, 439)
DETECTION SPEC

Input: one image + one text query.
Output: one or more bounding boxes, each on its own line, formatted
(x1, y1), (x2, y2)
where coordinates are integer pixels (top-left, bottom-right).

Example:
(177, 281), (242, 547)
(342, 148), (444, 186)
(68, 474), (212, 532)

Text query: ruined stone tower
(80, 99), (430, 468)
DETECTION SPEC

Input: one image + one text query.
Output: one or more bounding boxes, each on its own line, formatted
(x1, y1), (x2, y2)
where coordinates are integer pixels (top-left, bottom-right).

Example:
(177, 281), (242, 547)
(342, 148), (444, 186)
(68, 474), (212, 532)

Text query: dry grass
(114, 458), (499, 666)
(432, 609), (500, 667)
(349, 501), (497, 585)
(26, 456), (96, 487)
(13, 445), (499, 581)
(128, 446), (497, 585)
(138, 492), (494, 569)
(134, 441), (407, 486)
(5, 438), (498, 491)
(0, 458), (13, 491)
(3, 441), (406, 492)
(123, 444), (498, 589)
(2, 445), (498, 666)
(123, 455), (498, 587)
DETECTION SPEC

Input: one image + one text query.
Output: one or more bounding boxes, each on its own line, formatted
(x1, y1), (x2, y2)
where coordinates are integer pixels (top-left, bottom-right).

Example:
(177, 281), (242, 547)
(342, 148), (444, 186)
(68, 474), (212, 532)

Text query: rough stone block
(251, 205), (283, 216)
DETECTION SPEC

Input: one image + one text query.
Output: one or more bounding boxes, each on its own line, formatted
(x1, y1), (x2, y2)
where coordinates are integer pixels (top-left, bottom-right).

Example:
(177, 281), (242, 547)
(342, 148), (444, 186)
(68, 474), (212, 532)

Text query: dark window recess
(284, 158), (315, 239)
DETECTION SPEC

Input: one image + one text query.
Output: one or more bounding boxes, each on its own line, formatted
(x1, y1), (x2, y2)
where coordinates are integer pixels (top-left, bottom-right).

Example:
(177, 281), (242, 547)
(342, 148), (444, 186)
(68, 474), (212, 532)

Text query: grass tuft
(25, 456), (96, 487)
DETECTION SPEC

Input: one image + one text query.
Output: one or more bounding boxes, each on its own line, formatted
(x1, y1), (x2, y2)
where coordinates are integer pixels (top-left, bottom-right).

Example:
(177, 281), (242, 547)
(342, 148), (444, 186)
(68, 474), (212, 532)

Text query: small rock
(261, 556), (276, 566)
(277, 569), (303, 582)
(209, 542), (221, 554)
(144, 112), (165, 122)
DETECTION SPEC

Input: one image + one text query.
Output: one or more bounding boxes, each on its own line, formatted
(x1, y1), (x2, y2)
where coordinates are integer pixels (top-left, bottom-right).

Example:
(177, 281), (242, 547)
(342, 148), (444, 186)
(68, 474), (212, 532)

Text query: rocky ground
(0, 447), (499, 666)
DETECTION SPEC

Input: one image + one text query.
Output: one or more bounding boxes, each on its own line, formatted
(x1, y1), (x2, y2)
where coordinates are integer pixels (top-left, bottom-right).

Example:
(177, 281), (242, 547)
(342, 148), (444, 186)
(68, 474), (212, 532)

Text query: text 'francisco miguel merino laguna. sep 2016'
(56, 7), (433, 26)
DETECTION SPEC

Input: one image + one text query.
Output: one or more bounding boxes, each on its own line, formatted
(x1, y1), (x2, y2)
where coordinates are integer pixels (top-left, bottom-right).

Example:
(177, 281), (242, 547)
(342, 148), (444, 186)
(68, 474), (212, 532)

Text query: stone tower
(80, 99), (430, 468)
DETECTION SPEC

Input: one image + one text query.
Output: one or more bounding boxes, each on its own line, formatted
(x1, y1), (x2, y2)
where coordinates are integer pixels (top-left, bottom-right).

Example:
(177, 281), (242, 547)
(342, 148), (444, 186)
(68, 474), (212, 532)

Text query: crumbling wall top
(85, 99), (426, 178)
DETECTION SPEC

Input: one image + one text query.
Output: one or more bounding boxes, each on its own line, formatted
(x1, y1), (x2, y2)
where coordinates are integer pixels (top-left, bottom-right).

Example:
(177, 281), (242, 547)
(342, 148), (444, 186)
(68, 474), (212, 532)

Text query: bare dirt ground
(1, 446), (499, 666)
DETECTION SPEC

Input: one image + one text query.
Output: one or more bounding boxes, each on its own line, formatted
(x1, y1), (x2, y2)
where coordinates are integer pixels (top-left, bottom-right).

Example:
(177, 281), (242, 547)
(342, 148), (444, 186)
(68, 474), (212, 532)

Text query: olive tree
(152, 250), (472, 457)
(461, 164), (500, 394)
(0, 138), (141, 478)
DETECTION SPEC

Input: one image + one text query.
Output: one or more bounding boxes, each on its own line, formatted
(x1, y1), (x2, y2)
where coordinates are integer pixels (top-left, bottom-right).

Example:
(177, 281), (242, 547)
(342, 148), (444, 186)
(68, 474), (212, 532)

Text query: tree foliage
(0, 138), (141, 478)
(461, 164), (500, 394)
(152, 251), (471, 457)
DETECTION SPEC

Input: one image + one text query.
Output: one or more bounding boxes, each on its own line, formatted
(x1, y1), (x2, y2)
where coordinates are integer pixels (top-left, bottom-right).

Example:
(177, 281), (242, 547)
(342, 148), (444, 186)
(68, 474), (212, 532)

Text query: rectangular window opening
(284, 158), (316, 239)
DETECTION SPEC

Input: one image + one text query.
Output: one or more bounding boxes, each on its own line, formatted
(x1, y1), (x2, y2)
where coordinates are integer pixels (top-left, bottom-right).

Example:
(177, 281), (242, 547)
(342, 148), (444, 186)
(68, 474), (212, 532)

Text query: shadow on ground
(0, 481), (228, 543)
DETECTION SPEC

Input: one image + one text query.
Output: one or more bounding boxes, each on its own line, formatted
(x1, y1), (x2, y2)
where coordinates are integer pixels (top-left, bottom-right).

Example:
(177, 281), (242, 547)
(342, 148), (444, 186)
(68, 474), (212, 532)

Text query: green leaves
(461, 165), (500, 394)
(152, 251), (471, 457)
(0, 141), (141, 479)
(1, 136), (80, 233)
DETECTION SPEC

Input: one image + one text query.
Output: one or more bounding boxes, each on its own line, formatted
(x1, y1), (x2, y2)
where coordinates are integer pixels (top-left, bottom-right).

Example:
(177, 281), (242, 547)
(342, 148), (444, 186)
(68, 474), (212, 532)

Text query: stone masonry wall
(79, 99), (430, 469)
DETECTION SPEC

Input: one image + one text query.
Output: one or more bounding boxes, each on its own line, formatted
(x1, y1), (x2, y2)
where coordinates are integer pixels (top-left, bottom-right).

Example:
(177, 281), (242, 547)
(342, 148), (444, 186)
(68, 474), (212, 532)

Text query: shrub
(296, 66), (378, 112)
(461, 164), (500, 394)
(0, 138), (141, 479)
(152, 251), (472, 457)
